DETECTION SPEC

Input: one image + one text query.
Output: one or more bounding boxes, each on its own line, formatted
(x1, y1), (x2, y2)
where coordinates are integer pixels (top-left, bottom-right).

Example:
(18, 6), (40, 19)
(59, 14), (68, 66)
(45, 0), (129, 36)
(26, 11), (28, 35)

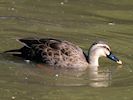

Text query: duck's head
(88, 41), (122, 66)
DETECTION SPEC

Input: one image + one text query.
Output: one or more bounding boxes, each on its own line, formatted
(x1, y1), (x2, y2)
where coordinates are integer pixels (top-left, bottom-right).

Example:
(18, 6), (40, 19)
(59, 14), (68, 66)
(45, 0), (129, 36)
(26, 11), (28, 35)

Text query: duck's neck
(88, 50), (100, 67)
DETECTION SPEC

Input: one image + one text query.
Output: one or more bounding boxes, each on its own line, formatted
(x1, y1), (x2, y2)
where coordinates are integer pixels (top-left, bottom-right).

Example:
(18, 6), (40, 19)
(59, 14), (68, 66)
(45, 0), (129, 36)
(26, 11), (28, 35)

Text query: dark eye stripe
(103, 46), (110, 51)
(98, 46), (110, 51)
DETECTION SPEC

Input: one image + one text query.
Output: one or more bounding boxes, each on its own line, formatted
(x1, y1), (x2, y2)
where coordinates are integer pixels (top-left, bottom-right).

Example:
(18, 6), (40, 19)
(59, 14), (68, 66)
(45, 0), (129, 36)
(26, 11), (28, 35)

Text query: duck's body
(5, 38), (122, 70)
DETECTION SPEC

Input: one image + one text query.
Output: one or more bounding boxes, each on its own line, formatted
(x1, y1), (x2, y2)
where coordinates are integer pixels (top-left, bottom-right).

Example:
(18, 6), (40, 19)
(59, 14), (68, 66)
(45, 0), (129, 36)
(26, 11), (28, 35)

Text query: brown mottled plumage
(6, 38), (88, 69)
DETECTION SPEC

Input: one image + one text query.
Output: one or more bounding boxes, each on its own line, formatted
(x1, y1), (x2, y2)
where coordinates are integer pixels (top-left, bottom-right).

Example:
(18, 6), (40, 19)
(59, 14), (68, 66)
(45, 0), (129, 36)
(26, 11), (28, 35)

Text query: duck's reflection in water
(88, 67), (112, 87)
(35, 64), (113, 88)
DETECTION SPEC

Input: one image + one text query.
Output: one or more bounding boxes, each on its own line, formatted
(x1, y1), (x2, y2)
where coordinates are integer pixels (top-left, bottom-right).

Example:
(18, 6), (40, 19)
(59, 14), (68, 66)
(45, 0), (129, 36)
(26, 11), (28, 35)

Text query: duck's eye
(103, 46), (110, 51)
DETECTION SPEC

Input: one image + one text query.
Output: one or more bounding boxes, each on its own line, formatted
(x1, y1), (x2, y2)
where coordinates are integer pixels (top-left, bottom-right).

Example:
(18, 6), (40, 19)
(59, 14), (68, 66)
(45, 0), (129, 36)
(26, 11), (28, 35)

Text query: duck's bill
(107, 52), (122, 64)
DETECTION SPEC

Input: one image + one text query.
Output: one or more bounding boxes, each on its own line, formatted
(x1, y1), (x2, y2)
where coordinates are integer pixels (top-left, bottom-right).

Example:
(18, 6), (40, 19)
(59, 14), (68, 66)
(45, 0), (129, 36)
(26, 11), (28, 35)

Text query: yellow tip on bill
(117, 60), (122, 64)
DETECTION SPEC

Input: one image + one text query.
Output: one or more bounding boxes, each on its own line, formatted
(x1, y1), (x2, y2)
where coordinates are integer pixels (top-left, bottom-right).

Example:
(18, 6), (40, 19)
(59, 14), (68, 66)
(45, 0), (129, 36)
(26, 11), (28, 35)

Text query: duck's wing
(18, 38), (82, 53)
(18, 38), (61, 48)
(18, 38), (84, 56)
(17, 38), (87, 67)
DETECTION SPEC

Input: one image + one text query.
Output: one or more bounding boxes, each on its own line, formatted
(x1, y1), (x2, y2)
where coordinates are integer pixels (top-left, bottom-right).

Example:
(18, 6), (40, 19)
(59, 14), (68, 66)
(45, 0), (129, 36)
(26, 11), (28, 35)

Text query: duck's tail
(4, 49), (21, 53)
(3, 49), (22, 57)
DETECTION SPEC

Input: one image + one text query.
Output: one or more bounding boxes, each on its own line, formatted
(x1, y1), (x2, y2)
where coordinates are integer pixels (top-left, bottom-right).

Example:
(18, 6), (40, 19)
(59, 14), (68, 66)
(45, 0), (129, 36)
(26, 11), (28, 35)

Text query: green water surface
(0, 0), (133, 100)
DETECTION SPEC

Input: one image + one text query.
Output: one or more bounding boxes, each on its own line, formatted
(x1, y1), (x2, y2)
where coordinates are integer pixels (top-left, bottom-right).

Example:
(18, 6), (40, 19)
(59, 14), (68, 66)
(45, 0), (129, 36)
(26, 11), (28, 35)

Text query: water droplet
(108, 22), (115, 26)
(25, 77), (28, 80)
(11, 8), (15, 11)
(60, 2), (64, 5)
(55, 74), (59, 77)
(25, 60), (30, 63)
(11, 96), (16, 100)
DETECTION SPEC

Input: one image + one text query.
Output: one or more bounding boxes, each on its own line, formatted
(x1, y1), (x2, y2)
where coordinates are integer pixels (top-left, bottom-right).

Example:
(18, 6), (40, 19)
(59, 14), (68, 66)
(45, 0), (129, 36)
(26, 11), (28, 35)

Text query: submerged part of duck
(4, 38), (122, 70)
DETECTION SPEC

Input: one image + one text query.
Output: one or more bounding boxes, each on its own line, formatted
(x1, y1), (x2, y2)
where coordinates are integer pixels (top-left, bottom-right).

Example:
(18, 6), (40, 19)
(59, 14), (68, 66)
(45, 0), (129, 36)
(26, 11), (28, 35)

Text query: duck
(5, 38), (122, 70)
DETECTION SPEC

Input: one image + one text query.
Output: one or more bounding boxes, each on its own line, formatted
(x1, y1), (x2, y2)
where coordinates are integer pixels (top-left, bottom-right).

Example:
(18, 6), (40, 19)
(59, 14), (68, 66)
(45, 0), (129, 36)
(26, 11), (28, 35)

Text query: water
(0, 0), (133, 100)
